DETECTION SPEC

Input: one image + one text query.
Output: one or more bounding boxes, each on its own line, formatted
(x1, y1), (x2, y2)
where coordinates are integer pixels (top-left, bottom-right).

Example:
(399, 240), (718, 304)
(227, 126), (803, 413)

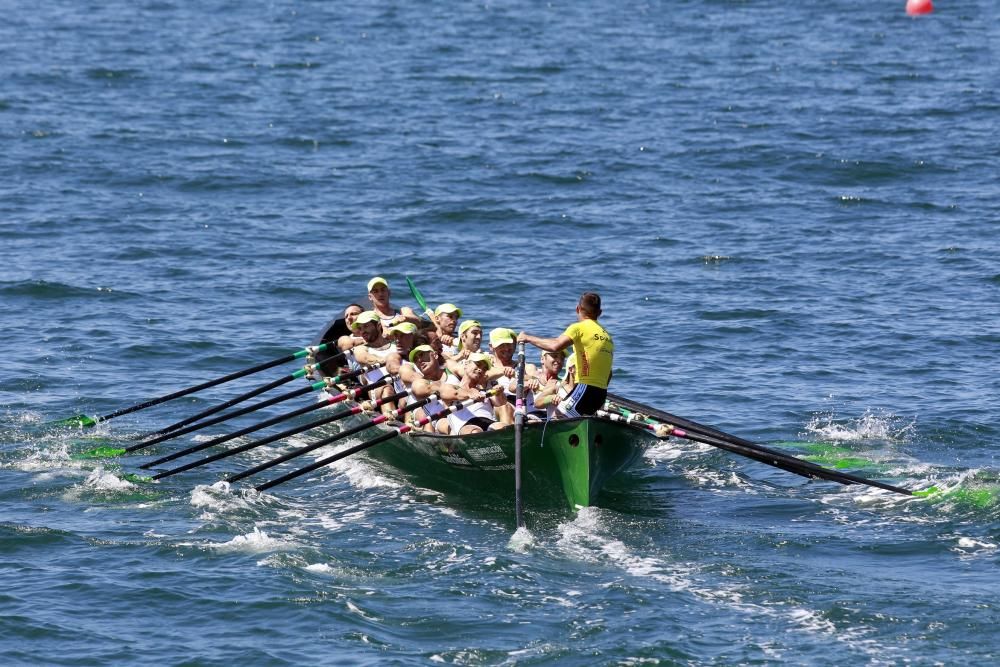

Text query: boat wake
(551, 508), (917, 662)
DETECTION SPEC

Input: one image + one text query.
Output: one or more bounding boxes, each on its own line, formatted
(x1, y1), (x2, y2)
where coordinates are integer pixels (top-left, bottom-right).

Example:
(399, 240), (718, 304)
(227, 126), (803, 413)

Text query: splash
(805, 409), (915, 443)
(508, 525), (535, 552)
(83, 466), (137, 492)
(189, 480), (254, 513)
(211, 526), (298, 553)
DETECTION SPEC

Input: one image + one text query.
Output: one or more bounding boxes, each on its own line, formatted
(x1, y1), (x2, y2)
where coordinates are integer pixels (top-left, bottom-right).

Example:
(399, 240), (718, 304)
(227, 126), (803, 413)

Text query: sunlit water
(3, 1), (999, 664)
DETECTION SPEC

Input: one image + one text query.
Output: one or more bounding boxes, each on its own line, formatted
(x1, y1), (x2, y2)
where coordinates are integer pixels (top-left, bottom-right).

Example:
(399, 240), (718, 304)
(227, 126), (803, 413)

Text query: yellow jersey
(562, 319), (614, 389)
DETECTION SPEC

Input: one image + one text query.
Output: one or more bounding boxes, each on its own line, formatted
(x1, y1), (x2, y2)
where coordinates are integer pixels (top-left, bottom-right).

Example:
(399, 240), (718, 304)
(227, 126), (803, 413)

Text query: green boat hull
(358, 416), (657, 510)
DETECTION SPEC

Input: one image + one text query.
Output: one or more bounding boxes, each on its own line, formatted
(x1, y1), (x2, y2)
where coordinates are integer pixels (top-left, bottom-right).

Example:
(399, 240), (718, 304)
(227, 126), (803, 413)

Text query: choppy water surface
(2, 1), (999, 664)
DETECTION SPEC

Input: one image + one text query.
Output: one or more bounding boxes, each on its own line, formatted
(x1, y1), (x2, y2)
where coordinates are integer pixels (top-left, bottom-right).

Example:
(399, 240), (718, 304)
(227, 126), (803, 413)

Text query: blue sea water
(2, 0), (999, 664)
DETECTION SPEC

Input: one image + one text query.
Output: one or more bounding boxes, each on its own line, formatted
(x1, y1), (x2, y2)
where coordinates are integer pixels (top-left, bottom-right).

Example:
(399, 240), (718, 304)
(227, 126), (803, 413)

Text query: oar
(226, 392), (441, 484)
(50, 343), (334, 428)
(598, 407), (912, 496)
(140, 374), (392, 469)
(405, 276), (436, 322)
(117, 366), (372, 456)
(608, 392), (772, 448)
(513, 341), (527, 528)
(150, 383), (407, 480)
(255, 388), (503, 492)
(138, 359), (333, 440)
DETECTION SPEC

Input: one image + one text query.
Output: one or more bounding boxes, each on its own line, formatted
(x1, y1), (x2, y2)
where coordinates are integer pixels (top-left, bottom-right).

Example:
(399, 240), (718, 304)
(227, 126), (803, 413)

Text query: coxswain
(518, 292), (613, 417)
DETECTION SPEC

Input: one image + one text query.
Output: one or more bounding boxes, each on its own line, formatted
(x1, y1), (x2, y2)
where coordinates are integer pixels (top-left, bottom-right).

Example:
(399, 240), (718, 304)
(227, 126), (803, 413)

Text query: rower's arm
(398, 306), (422, 326)
(518, 332), (572, 353)
(384, 351), (404, 376)
(399, 361), (420, 384)
(410, 378), (435, 399)
(338, 334), (364, 352)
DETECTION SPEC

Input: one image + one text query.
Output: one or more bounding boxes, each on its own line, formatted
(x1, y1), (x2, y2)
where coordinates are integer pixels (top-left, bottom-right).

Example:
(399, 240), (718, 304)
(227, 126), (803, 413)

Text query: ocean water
(2, 0), (999, 664)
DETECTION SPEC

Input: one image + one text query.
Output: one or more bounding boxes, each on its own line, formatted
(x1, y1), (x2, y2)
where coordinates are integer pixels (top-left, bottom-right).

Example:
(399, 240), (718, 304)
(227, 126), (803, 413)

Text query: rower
(431, 303), (462, 357)
(528, 349), (567, 419)
(378, 322), (419, 413)
(385, 321), (418, 376)
(443, 319), (483, 375)
(366, 276), (421, 332)
(443, 352), (510, 435)
(518, 292), (613, 417)
(486, 327), (520, 423)
(403, 344), (459, 433)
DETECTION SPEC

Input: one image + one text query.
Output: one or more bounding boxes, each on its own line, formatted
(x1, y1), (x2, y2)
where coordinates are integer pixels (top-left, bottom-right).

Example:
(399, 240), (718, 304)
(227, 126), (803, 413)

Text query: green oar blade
(73, 446), (128, 459)
(406, 276), (431, 314)
(912, 484), (999, 508)
(47, 414), (99, 429)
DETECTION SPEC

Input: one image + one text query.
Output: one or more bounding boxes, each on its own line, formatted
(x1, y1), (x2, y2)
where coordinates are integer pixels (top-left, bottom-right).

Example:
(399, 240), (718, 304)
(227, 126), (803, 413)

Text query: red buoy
(906, 0), (933, 15)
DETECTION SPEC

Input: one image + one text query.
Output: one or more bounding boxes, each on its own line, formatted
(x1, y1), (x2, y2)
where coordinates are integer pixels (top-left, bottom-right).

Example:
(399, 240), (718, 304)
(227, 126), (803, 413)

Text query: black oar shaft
(151, 386), (407, 480)
(514, 342), (526, 529)
(226, 396), (433, 484)
(252, 388), (502, 492)
(255, 428), (404, 492)
(141, 384), (359, 469)
(127, 365), (364, 453)
(142, 371), (303, 439)
(126, 382), (320, 453)
(607, 393), (735, 443)
(678, 425), (906, 493)
(84, 344), (333, 425)
(602, 404), (912, 496)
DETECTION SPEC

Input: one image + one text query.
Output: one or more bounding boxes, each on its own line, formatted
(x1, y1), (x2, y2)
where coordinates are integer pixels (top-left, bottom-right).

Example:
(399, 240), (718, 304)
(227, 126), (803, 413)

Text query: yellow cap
(467, 352), (492, 369)
(367, 276), (389, 292)
(387, 322), (417, 335)
(350, 310), (381, 330)
(434, 303), (462, 317)
(489, 327), (515, 347)
(458, 320), (481, 336)
(408, 344), (435, 363)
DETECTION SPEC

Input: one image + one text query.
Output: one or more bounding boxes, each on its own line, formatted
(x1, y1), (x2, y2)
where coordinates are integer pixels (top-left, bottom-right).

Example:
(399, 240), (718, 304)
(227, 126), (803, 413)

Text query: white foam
(304, 563), (335, 574)
(806, 409), (915, 443)
(61, 466), (136, 499)
(189, 480), (260, 514)
(211, 526), (297, 553)
(10, 443), (74, 471)
(3, 410), (43, 426)
(84, 466), (136, 491)
(345, 599), (380, 621)
(508, 526), (535, 552)
(316, 439), (402, 490)
(645, 439), (713, 463)
(957, 536), (995, 549)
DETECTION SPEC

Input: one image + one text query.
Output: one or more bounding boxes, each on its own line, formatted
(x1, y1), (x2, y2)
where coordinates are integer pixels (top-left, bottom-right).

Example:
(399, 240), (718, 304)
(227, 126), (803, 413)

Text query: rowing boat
(344, 409), (659, 510)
